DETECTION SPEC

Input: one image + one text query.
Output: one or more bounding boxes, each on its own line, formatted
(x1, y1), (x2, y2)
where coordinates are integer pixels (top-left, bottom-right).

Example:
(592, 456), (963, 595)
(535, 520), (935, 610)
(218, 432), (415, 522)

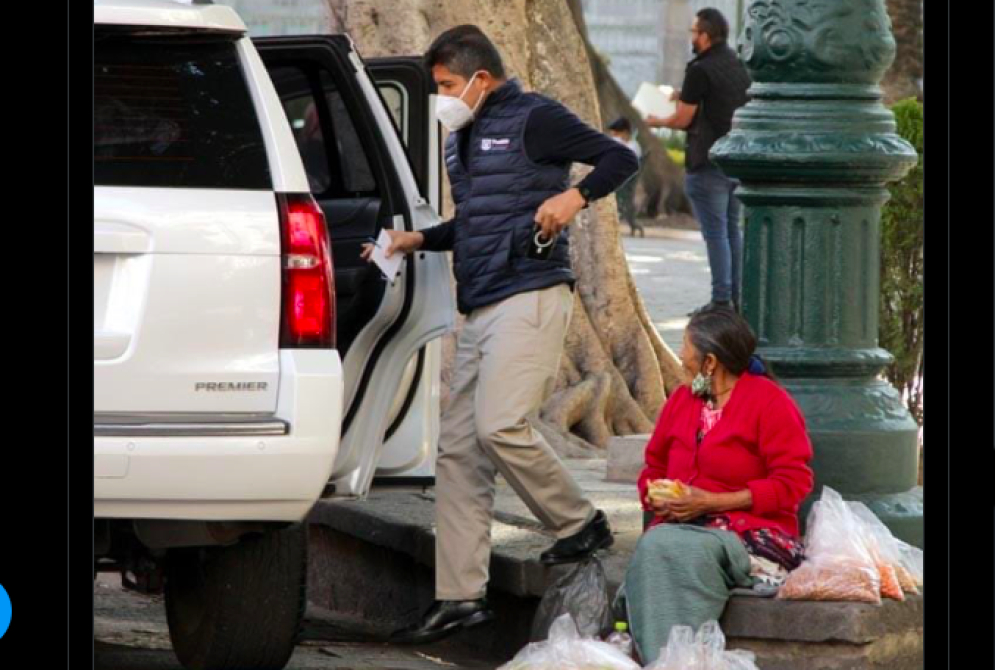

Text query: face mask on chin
(435, 72), (486, 132)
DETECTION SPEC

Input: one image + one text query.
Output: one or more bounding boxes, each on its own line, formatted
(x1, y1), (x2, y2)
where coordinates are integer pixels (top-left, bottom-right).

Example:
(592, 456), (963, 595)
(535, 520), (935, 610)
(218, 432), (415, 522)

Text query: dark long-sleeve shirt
(420, 99), (638, 252)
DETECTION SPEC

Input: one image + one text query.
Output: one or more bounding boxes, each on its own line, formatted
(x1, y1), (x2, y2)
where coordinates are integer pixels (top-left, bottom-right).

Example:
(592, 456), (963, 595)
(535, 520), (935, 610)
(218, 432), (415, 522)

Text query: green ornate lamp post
(712, 0), (923, 546)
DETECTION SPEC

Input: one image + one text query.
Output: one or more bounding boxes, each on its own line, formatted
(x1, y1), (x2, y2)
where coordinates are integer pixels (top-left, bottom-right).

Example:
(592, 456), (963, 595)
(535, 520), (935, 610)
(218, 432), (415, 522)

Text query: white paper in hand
(631, 82), (676, 119)
(371, 229), (403, 282)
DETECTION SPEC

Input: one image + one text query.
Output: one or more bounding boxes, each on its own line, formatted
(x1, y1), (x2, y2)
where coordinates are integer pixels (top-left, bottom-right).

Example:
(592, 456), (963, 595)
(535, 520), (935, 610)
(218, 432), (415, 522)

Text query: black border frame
(942, 0), (984, 667)
(69, 1), (96, 668)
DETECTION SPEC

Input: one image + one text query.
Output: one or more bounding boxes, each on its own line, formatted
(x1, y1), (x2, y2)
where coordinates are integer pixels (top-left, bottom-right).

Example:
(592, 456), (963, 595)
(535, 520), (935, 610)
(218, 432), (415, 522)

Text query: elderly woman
(620, 306), (814, 663)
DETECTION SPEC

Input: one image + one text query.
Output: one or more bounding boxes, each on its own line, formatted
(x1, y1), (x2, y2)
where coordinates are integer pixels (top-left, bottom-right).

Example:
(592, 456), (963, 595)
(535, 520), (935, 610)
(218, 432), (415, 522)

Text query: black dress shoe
(540, 510), (614, 565)
(388, 599), (494, 645)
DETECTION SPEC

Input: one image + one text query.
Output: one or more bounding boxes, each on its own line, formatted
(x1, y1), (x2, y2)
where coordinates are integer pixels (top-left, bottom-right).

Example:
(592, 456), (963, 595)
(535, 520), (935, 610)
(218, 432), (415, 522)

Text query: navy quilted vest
(446, 79), (574, 314)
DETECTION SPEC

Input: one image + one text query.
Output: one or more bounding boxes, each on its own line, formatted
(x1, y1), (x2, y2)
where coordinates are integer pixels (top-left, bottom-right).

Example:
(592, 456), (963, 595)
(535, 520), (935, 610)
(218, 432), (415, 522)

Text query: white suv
(94, 1), (453, 668)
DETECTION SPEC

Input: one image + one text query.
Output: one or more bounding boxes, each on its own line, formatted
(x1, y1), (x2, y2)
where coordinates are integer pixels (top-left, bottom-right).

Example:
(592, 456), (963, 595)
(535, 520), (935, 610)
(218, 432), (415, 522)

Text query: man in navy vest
(366, 25), (638, 644)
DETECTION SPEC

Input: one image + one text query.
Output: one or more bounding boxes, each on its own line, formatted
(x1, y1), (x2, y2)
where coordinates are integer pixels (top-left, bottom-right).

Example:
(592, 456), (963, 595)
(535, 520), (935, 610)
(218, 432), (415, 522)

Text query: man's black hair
(424, 25), (507, 80)
(608, 117), (633, 133)
(696, 8), (730, 45)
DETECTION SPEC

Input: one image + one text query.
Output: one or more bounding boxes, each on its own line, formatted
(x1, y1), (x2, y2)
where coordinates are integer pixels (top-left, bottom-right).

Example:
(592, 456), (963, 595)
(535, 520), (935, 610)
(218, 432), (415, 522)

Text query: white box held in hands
(631, 82), (677, 119)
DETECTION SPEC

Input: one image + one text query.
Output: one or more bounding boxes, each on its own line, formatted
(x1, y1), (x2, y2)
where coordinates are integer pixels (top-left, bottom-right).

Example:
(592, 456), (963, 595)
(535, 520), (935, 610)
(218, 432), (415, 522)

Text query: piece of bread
(647, 478), (688, 503)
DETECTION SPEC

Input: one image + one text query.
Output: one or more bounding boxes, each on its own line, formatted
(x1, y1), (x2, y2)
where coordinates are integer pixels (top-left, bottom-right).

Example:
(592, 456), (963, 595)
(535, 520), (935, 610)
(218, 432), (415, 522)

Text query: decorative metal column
(712, 0), (922, 546)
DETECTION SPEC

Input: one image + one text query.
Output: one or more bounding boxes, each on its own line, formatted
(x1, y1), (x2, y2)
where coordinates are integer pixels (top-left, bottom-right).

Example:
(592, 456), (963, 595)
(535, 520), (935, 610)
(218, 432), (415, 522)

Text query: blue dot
(0, 584), (10, 638)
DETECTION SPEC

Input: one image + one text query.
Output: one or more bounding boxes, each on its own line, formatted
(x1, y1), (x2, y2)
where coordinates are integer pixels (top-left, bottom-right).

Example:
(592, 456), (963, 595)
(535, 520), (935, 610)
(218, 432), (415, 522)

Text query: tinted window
(378, 83), (407, 143)
(94, 32), (271, 189)
(269, 65), (378, 199)
(268, 66), (333, 195)
(321, 71), (377, 194)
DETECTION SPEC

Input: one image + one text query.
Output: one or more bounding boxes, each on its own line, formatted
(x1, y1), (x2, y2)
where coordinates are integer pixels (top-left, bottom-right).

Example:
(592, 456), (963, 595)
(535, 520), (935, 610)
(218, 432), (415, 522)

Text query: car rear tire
(165, 523), (307, 670)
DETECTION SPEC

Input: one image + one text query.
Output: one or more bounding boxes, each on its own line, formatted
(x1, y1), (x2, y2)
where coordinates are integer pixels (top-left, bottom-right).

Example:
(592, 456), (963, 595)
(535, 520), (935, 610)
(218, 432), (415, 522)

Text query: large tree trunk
(567, 0), (690, 217)
(326, 0), (685, 455)
(880, 0), (923, 104)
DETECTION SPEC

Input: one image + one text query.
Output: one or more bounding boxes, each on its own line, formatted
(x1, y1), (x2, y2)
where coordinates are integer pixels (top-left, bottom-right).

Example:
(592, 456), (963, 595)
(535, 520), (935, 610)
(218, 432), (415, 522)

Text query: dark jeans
(684, 165), (743, 304)
(617, 180), (643, 236)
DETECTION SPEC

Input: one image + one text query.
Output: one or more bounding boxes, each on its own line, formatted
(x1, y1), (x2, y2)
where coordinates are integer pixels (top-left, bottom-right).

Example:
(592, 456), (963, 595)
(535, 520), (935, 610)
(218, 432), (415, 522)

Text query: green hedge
(880, 98), (924, 435)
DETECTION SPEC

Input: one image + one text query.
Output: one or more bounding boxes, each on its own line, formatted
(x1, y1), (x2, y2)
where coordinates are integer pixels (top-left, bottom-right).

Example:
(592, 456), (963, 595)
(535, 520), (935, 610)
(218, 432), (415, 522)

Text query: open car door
(368, 56), (448, 484)
(255, 36), (453, 496)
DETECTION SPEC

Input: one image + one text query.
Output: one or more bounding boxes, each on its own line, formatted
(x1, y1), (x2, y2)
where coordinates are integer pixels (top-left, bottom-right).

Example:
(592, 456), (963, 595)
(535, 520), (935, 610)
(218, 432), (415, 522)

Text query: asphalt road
(94, 574), (497, 670)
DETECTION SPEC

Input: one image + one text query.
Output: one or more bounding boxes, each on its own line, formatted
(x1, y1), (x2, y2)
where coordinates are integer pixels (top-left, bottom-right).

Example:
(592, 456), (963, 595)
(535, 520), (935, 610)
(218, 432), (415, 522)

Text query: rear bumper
(94, 417), (289, 437)
(94, 350), (344, 522)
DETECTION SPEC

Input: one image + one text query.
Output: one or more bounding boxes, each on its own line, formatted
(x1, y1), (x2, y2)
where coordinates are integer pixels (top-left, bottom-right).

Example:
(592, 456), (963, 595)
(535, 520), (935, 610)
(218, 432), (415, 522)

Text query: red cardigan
(637, 373), (814, 538)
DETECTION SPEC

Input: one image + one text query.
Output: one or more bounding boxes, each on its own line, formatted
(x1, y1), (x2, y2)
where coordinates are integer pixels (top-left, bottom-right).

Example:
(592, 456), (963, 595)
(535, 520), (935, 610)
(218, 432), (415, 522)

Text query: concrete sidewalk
(307, 456), (923, 670)
(622, 227), (711, 353)
(629, 225), (703, 242)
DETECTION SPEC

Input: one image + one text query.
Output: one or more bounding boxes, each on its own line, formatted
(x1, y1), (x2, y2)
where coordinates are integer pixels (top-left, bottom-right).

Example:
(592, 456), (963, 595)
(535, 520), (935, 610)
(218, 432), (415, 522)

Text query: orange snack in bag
(894, 565), (920, 595)
(876, 561), (905, 601)
(777, 561), (882, 604)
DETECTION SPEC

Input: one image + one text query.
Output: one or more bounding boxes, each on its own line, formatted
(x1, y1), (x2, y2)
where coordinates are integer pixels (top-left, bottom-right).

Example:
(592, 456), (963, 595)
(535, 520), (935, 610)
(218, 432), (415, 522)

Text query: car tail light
(278, 193), (336, 348)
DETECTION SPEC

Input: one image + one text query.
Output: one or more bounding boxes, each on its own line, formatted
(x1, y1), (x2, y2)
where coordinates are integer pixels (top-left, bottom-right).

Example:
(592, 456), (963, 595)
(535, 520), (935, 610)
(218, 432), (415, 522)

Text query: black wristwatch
(576, 185), (593, 209)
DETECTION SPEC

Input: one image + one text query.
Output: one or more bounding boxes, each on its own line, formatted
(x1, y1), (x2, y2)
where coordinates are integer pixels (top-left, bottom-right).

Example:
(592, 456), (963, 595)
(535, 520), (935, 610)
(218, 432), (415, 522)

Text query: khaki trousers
(435, 283), (596, 600)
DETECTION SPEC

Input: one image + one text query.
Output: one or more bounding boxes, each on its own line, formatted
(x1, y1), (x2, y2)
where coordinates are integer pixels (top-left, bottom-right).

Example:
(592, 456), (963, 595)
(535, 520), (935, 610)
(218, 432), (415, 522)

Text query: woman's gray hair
(686, 306), (772, 379)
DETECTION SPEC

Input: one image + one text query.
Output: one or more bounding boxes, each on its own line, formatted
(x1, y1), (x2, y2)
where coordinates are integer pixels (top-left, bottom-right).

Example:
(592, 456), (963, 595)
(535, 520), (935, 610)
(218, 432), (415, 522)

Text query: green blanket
(617, 524), (755, 664)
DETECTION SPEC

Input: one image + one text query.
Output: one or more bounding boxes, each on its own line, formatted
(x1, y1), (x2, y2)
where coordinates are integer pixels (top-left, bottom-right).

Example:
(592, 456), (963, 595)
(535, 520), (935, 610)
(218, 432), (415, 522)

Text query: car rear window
(94, 31), (271, 189)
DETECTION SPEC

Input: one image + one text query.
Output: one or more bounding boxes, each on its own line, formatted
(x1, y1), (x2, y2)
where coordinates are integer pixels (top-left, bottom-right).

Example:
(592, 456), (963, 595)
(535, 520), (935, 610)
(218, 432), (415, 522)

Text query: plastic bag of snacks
(777, 560), (882, 603)
(778, 487), (882, 604)
(845, 504), (903, 600)
(499, 614), (640, 670)
(645, 620), (760, 670)
(848, 503), (918, 597)
(646, 625), (696, 669)
(895, 538), (923, 589)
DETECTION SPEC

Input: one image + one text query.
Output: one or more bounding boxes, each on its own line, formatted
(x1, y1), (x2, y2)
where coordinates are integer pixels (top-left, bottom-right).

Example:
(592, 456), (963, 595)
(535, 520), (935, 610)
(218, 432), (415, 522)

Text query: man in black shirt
(648, 8), (751, 311)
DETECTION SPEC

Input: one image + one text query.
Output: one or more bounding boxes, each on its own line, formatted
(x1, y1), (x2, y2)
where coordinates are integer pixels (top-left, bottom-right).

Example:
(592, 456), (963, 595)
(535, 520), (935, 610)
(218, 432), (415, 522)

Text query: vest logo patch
(481, 138), (511, 151)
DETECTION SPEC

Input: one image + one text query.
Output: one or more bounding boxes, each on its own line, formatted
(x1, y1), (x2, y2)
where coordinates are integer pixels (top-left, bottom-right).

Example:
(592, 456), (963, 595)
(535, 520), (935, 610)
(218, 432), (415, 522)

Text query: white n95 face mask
(435, 72), (485, 132)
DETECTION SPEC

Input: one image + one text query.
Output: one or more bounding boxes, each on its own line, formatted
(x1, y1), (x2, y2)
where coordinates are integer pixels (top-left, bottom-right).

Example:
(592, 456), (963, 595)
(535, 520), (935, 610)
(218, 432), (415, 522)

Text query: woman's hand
(645, 493), (674, 521)
(664, 486), (718, 523)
